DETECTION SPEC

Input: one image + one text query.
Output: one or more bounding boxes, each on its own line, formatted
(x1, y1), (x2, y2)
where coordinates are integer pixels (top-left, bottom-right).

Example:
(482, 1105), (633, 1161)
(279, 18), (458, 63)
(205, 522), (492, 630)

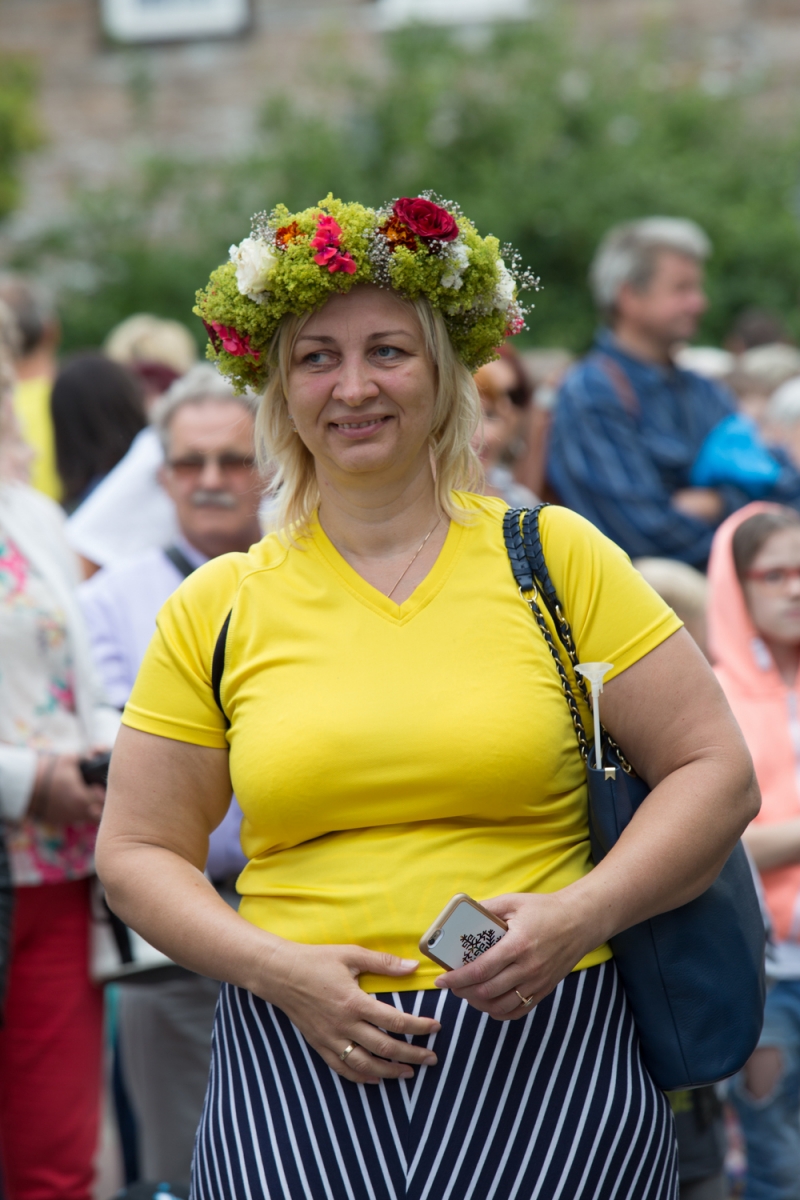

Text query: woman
(97, 196), (757, 1200)
(51, 351), (146, 512)
(472, 344), (538, 506)
(708, 503), (800, 1200)
(0, 322), (120, 1197)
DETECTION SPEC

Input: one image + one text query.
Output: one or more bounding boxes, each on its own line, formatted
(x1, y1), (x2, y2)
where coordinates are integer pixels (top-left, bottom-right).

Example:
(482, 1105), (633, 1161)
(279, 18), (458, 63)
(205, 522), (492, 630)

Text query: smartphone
(419, 893), (508, 972)
(79, 751), (111, 787)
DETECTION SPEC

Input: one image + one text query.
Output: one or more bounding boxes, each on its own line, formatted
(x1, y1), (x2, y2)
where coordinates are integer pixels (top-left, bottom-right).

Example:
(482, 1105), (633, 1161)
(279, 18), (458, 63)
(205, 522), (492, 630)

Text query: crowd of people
(0, 198), (798, 1200)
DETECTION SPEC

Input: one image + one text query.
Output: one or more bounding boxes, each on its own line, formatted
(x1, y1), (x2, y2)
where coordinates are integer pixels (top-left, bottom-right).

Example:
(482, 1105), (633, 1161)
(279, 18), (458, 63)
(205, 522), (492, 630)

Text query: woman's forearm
(559, 752), (760, 956)
(97, 841), (284, 997)
(743, 819), (800, 872)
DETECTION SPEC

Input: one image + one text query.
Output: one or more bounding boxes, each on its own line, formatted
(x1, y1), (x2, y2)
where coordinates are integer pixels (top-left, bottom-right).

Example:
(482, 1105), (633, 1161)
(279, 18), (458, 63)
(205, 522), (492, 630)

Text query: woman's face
(471, 358), (522, 471)
(286, 285), (437, 489)
(742, 527), (800, 646)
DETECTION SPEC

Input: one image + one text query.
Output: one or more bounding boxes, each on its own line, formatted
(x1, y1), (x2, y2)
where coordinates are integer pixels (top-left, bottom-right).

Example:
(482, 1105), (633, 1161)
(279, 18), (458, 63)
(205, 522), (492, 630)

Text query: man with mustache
(79, 364), (263, 1186)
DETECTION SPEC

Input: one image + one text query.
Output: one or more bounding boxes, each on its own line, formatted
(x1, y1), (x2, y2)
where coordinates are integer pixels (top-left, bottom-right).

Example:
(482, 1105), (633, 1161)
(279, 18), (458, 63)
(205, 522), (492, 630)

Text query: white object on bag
(575, 662), (614, 769)
(89, 876), (174, 983)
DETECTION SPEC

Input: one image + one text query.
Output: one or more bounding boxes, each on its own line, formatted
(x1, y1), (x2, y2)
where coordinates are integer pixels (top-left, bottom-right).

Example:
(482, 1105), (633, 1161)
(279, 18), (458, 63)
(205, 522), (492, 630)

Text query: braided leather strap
(504, 506), (637, 777)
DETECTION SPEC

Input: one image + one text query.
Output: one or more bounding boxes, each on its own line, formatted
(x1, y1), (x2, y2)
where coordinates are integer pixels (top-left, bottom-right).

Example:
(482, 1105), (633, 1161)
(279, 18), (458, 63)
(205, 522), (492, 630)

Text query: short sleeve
(122, 554), (244, 748)
(540, 505), (683, 681)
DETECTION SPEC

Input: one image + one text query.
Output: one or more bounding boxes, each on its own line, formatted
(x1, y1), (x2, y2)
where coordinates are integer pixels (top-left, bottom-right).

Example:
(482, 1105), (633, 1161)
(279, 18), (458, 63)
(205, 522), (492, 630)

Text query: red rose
(392, 197), (459, 242)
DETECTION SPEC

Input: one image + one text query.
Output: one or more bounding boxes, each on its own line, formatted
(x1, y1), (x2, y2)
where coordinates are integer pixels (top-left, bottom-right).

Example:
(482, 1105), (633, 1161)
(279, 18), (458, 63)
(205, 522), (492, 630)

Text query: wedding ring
(339, 1042), (356, 1062)
(515, 990), (534, 1007)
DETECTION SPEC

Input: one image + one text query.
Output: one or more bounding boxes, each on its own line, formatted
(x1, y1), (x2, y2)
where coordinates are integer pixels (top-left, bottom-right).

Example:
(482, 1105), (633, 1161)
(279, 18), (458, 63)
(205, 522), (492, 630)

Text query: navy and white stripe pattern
(191, 961), (677, 1200)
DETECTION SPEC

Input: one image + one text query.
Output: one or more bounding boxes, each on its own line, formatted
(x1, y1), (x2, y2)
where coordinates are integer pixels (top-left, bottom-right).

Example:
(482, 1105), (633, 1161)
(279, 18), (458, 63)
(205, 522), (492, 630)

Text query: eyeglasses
(744, 566), (800, 587)
(166, 453), (257, 480)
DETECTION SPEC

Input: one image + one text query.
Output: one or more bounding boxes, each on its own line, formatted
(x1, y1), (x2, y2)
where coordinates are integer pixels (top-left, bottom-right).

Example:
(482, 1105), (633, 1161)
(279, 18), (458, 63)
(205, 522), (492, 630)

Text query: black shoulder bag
(503, 504), (765, 1090)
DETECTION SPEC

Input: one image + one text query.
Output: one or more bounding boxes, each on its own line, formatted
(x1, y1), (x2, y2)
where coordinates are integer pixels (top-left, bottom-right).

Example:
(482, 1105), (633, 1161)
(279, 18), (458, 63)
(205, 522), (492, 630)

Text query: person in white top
(0, 310), (120, 1199)
(79, 365), (262, 1183)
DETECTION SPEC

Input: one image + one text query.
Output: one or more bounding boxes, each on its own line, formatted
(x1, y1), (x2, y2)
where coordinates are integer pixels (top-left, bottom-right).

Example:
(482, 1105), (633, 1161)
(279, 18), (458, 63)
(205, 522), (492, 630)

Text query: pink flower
(505, 313), (525, 337)
(310, 214), (358, 275)
(203, 320), (260, 360)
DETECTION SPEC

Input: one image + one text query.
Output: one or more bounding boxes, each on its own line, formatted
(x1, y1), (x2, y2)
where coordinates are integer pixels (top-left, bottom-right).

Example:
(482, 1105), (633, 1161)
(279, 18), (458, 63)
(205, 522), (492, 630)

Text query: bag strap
(589, 352), (641, 418)
(163, 545), (198, 580)
(503, 505), (592, 764)
(211, 611), (232, 727)
(503, 505), (636, 775)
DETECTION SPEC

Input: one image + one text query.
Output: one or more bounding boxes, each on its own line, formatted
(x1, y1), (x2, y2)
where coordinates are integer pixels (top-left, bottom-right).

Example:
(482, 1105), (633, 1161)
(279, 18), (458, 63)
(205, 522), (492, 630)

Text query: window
(372, 0), (534, 28)
(100, 0), (250, 44)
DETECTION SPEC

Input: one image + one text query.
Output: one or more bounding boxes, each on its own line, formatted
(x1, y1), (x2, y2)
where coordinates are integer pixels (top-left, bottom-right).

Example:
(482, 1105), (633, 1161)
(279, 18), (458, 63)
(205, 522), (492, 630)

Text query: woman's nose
(331, 358), (380, 406)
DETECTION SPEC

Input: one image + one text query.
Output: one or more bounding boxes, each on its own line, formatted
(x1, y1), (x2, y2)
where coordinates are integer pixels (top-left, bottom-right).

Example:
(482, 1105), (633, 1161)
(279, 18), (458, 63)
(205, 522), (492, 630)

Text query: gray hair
(590, 218), (712, 317)
(0, 273), (56, 357)
(767, 376), (800, 427)
(151, 364), (258, 452)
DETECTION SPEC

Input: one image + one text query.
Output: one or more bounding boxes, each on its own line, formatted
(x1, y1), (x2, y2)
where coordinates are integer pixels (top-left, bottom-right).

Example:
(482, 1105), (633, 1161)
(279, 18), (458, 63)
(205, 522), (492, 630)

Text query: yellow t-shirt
(13, 377), (61, 501)
(123, 495), (682, 992)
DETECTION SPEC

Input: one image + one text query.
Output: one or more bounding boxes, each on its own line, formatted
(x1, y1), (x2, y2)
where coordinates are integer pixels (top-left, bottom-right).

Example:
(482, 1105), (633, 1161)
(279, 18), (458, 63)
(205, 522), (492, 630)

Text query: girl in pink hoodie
(708, 501), (800, 1200)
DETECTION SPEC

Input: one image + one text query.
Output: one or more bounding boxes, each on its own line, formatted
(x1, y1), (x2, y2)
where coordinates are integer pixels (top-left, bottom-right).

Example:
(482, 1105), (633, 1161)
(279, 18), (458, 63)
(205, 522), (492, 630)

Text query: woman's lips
(330, 415), (392, 440)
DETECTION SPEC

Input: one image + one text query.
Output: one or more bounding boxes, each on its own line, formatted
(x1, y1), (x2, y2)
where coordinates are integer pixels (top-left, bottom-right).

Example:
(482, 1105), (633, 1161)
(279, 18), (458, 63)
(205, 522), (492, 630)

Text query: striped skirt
(191, 961), (677, 1200)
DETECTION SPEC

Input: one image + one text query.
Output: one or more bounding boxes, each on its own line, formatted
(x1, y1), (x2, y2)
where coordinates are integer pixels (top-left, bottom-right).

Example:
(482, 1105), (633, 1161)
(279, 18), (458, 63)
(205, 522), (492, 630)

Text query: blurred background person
(726, 346), (800, 428)
(0, 273), (61, 502)
(79, 364), (259, 1184)
(547, 217), (800, 567)
(725, 308), (795, 356)
(707, 504), (800, 1200)
(65, 314), (198, 575)
(104, 312), (197, 412)
(0, 313), (120, 1199)
(51, 352), (147, 514)
(472, 344), (538, 506)
(764, 377), (800, 469)
(634, 557), (709, 658)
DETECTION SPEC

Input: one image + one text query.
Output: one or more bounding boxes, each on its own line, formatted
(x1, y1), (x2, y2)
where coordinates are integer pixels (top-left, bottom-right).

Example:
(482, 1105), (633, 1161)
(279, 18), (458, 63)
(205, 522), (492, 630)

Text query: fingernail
(423, 1054), (437, 1066)
(434, 978), (446, 989)
(430, 1022), (442, 1032)
(400, 959), (418, 969)
(401, 1069), (414, 1079)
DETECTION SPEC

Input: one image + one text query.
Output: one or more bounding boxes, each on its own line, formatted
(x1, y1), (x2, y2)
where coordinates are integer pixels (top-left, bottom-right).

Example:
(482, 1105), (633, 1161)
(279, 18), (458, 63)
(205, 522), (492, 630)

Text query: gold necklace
(386, 517), (441, 600)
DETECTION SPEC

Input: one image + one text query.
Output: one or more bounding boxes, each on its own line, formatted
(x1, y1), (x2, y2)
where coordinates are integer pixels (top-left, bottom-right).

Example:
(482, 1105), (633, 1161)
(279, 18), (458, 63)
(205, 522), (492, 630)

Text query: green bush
(0, 56), (42, 222)
(11, 19), (800, 353)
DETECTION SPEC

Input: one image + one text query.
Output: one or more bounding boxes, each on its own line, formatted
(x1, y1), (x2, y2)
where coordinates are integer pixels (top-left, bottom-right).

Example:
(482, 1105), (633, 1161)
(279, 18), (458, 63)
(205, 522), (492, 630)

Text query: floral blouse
(0, 531), (95, 885)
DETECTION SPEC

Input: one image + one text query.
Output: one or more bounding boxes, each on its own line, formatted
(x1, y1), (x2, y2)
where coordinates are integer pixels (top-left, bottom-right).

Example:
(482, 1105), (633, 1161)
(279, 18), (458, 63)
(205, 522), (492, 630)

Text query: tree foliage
(0, 56), (42, 223)
(11, 18), (800, 352)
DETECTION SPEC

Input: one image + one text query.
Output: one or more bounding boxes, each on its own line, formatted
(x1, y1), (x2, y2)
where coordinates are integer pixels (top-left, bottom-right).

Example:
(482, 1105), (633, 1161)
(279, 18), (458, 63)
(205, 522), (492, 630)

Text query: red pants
(0, 878), (104, 1200)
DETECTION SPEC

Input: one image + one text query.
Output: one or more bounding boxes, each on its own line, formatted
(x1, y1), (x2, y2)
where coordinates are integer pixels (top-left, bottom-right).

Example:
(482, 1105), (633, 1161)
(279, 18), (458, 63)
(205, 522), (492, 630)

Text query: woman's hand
(30, 753), (105, 825)
(260, 941), (441, 1084)
(433, 891), (595, 1020)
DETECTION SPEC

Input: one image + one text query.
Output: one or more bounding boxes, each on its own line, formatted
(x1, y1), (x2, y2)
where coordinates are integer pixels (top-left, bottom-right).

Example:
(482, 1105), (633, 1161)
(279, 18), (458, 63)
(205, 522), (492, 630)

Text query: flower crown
(194, 193), (538, 391)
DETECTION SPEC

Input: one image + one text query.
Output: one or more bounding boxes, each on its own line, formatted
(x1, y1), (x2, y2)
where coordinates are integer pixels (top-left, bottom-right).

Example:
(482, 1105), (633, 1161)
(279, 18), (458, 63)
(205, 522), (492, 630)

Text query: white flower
(229, 236), (278, 301)
(441, 240), (471, 290)
(493, 258), (516, 311)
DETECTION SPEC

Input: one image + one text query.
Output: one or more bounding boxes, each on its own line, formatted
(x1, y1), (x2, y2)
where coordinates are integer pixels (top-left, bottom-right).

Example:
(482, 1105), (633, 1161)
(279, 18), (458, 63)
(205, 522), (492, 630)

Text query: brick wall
(1, 0), (799, 238)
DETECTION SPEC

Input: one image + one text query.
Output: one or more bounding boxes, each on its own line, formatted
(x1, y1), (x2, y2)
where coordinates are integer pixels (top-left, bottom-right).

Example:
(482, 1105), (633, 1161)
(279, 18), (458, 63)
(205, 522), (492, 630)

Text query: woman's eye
(304, 351), (332, 366)
(372, 345), (402, 360)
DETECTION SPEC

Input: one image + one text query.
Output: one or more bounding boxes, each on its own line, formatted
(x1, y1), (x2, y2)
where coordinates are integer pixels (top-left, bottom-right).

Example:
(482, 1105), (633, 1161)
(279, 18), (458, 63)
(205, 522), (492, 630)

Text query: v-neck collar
(307, 510), (464, 624)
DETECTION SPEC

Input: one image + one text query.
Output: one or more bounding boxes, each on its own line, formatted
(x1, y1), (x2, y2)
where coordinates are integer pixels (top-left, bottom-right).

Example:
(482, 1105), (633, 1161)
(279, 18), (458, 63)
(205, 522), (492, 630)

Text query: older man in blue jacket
(547, 218), (800, 567)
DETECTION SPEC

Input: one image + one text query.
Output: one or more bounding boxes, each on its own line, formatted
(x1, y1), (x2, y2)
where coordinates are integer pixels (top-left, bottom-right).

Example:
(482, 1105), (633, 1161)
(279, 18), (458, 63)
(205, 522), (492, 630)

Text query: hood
(707, 500), (791, 697)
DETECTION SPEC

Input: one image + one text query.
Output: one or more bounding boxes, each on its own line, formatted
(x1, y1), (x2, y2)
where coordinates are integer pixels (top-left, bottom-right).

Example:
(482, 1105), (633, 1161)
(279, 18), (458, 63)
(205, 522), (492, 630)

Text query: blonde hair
(104, 313), (198, 375)
(256, 293), (483, 532)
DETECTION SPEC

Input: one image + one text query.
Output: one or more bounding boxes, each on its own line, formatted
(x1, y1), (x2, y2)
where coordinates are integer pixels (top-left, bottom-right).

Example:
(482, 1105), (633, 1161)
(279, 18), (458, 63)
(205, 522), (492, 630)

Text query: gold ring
(515, 990), (534, 1007)
(339, 1042), (356, 1062)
